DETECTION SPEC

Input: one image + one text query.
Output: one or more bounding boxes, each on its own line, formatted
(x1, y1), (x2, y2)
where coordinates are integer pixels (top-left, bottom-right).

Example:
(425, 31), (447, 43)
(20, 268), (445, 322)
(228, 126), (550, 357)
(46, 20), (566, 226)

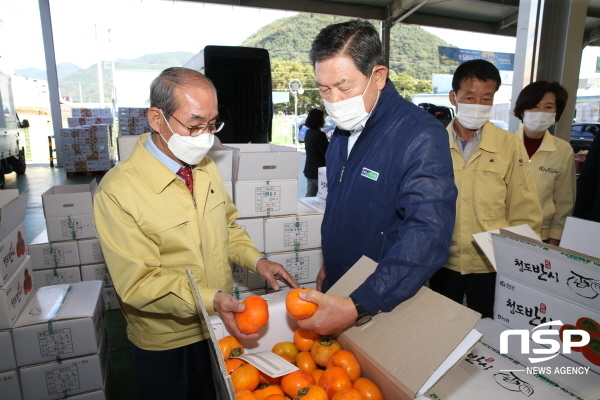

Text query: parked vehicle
(0, 71), (27, 189)
(570, 122), (600, 153)
(298, 115), (336, 142)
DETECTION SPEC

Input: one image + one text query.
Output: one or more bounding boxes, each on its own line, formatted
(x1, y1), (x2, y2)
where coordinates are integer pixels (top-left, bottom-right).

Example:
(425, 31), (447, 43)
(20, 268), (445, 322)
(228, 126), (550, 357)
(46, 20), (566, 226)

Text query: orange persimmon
(231, 363), (261, 392)
(235, 389), (258, 400)
(332, 388), (364, 400)
(280, 370), (315, 398)
(286, 289), (318, 320)
(296, 351), (318, 373)
(236, 296), (269, 334)
(326, 350), (361, 382)
(311, 336), (342, 367)
(352, 378), (384, 400)
(295, 384), (329, 400)
(253, 384), (285, 400)
(218, 335), (244, 360)
(294, 328), (322, 352)
(226, 358), (248, 375)
(319, 366), (352, 399)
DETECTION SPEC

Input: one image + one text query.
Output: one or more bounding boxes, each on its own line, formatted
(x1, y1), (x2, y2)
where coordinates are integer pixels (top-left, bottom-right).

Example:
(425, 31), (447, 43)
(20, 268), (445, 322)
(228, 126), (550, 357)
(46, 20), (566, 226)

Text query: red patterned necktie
(176, 165), (194, 195)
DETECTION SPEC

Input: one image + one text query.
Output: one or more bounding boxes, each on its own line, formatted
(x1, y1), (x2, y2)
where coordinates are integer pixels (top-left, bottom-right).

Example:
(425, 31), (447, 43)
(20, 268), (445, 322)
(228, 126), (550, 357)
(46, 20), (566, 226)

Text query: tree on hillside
(271, 59), (322, 115)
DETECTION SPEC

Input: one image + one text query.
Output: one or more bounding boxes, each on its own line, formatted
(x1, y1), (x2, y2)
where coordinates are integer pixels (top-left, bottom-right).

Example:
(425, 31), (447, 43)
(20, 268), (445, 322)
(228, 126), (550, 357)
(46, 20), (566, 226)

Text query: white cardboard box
(297, 197), (326, 214)
(33, 266), (81, 288)
(561, 216), (600, 259)
(228, 143), (302, 181)
(469, 318), (600, 400)
(492, 231), (600, 312)
(0, 190), (28, 244)
(29, 229), (80, 270)
(102, 287), (120, 310)
(231, 263), (266, 291)
(494, 275), (600, 375)
(201, 256), (482, 400)
(80, 264), (112, 287)
(46, 214), (98, 242)
(19, 331), (108, 400)
(77, 239), (105, 265)
(265, 249), (322, 286)
(0, 256), (35, 331)
(233, 179), (298, 218)
(12, 281), (105, 367)
(42, 180), (97, 218)
(0, 222), (28, 286)
(263, 213), (323, 253)
(0, 330), (16, 372)
(208, 146), (234, 182)
(224, 181), (233, 202)
(317, 166), (327, 200)
(234, 218), (264, 253)
(0, 370), (22, 400)
(117, 136), (137, 161)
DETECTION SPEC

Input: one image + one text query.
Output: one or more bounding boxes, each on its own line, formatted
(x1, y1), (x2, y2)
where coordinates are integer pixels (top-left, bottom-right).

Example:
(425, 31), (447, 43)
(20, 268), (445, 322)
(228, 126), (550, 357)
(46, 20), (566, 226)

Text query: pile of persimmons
(217, 289), (384, 400)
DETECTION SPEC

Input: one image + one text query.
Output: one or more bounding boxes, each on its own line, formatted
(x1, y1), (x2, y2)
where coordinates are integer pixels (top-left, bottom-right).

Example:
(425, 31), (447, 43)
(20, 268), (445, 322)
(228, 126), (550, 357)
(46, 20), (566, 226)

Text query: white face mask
(455, 103), (492, 130)
(323, 70), (379, 131)
(158, 110), (214, 165)
(523, 111), (556, 134)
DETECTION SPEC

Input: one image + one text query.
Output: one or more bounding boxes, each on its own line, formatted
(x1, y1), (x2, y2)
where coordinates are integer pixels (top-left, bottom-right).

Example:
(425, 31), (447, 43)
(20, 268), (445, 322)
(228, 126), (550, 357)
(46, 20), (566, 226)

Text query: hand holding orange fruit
(236, 295), (269, 334)
(286, 288), (318, 320)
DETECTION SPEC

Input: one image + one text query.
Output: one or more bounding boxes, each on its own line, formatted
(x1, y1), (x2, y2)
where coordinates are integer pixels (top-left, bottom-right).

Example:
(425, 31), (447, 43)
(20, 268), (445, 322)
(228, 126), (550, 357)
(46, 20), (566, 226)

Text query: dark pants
(131, 340), (216, 400)
(429, 268), (497, 318)
(306, 178), (319, 197)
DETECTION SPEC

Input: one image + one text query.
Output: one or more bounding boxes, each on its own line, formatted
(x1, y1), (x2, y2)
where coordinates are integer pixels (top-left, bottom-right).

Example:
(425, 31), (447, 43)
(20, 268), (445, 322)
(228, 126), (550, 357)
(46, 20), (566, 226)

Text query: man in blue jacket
(297, 19), (458, 334)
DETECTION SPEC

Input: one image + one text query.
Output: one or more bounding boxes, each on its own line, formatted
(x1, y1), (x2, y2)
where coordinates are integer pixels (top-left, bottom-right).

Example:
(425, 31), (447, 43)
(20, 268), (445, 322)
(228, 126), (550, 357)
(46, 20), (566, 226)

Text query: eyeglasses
(164, 110), (224, 136)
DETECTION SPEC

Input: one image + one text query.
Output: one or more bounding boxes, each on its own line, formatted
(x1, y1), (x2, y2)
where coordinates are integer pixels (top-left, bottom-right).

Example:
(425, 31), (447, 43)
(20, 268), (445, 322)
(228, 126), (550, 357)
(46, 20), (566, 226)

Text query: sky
(1, 0), (599, 78)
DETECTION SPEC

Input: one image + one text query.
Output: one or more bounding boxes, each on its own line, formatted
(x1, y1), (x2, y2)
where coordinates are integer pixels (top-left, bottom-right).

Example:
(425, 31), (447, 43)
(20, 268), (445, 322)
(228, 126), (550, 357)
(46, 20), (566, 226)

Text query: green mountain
(241, 13), (452, 80)
(58, 51), (195, 103)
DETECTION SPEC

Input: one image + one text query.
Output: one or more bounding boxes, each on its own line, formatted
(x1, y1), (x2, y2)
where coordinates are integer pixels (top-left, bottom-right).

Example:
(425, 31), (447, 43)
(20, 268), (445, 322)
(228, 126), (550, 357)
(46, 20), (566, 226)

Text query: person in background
(574, 132), (600, 222)
(296, 19), (457, 335)
(429, 59), (543, 319)
(93, 67), (298, 400)
(303, 108), (329, 197)
(513, 81), (575, 245)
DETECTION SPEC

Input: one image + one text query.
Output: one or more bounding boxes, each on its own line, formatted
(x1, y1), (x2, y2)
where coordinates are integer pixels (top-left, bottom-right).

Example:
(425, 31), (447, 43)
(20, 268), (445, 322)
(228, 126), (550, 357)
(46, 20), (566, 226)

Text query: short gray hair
(150, 67), (215, 116)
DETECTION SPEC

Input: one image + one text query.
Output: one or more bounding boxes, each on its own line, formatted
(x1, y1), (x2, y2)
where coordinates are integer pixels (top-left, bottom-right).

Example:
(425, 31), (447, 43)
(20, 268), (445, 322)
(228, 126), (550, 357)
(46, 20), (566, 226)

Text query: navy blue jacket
(321, 81), (457, 314)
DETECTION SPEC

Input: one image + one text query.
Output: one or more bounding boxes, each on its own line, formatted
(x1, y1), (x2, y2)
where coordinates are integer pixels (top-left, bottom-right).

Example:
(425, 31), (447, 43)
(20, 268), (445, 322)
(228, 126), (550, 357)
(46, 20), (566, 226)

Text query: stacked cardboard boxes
(0, 190), (37, 400)
(117, 107), (150, 136)
(64, 108), (115, 173)
(35, 182), (117, 311)
(12, 281), (110, 400)
(490, 220), (600, 376)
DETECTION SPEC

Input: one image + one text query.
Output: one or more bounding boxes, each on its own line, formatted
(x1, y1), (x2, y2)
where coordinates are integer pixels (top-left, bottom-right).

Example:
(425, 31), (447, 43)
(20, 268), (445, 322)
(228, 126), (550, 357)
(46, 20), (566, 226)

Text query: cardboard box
(492, 231), (600, 313)
(234, 218), (264, 253)
(0, 222), (28, 286)
(317, 166), (327, 200)
(466, 318), (600, 400)
(42, 180), (97, 218)
(561, 217), (600, 259)
(265, 249), (323, 286)
(0, 330), (16, 372)
(208, 145), (233, 182)
(199, 256), (482, 400)
(0, 189), (28, 243)
(0, 256), (35, 331)
(224, 181), (233, 201)
(232, 288), (266, 301)
(0, 370), (21, 400)
(33, 266), (81, 288)
(298, 197), (326, 214)
(19, 331), (108, 400)
(102, 287), (120, 310)
(12, 281), (105, 367)
(231, 263), (266, 291)
(233, 179), (298, 218)
(81, 264), (112, 287)
(228, 143), (302, 181)
(77, 239), (105, 265)
(29, 230), (80, 270)
(117, 136), (137, 161)
(263, 213), (323, 253)
(45, 214), (98, 242)
(494, 275), (600, 374)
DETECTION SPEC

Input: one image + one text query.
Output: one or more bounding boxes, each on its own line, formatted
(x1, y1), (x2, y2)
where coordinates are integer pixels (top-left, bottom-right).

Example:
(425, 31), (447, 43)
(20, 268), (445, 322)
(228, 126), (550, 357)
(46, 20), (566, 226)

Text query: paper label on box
(234, 352), (298, 378)
(284, 256), (310, 282)
(256, 185), (281, 212)
(284, 221), (308, 247)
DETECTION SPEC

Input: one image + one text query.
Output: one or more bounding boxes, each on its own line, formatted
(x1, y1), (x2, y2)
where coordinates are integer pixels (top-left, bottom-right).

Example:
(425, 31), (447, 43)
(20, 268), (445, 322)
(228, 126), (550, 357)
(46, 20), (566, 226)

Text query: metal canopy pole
(38, 0), (63, 167)
(509, 0), (542, 132)
(536, 0), (589, 141)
